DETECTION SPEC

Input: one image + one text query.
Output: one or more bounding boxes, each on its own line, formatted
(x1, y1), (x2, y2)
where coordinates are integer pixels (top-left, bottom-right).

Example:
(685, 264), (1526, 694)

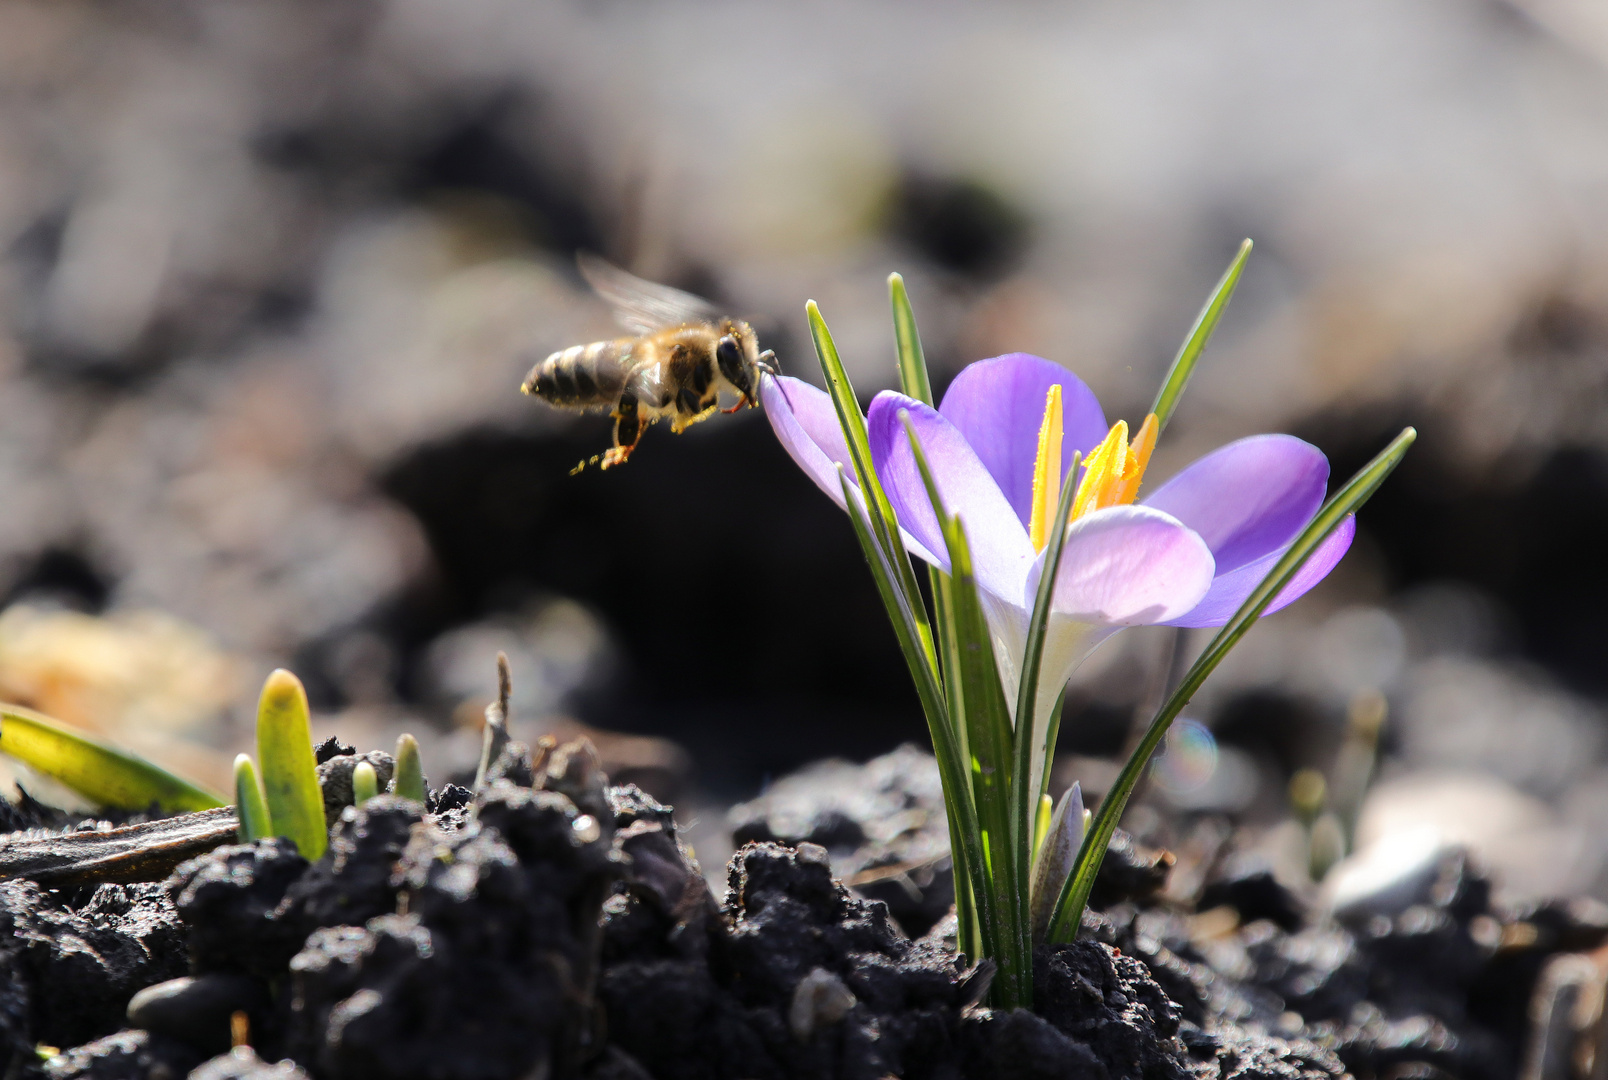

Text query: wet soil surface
(0, 741), (1602, 1079)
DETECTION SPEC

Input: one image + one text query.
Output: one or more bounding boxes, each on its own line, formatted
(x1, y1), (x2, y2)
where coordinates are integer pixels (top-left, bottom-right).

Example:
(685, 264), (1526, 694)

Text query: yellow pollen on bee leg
(1027, 384), (1064, 552)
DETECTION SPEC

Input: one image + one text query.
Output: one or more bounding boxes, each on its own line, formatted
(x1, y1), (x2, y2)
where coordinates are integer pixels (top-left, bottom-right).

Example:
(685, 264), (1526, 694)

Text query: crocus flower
(762, 353), (1353, 782)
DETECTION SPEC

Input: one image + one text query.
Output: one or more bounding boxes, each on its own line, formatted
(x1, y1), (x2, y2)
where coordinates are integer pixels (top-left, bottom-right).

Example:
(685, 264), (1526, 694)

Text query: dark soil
(0, 741), (1601, 1080)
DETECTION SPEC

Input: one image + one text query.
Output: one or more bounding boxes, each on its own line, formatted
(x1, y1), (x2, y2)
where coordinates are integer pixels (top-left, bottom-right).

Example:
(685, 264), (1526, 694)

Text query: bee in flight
(521, 254), (777, 470)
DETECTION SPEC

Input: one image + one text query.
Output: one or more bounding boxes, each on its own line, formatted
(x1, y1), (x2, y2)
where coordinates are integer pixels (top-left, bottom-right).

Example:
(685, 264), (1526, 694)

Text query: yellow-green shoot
(352, 760), (379, 804)
(392, 734), (426, 803)
(233, 753), (271, 843)
(255, 669), (327, 860)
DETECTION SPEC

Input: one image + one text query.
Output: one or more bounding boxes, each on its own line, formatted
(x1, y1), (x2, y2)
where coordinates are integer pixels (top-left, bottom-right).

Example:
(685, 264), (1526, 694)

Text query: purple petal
(1142, 434), (1329, 572)
(1164, 515), (1356, 629)
(761, 375), (941, 564)
(761, 375), (854, 508)
(868, 391), (1034, 602)
(1025, 505), (1215, 625)
(938, 354), (1109, 529)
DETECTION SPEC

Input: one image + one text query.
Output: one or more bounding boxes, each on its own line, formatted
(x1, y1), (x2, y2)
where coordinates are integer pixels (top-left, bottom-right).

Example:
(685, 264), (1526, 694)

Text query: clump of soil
(0, 879), (187, 1056)
(1, 741), (1602, 1079)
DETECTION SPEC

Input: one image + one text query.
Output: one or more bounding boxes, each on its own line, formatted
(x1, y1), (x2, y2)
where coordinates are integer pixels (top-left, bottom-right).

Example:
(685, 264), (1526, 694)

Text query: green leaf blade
(1150, 239), (1252, 432)
(0, 704), (226, 813)
(945, 516), (1030, 1008)
(900, 414), (1029, 1007)
(1010, 450), (1081, 889)
(1047, 425), (1417, 942)
(889, 274), (933, 407)
(836, 469), (984, 957)
(807, 301), (937, 673)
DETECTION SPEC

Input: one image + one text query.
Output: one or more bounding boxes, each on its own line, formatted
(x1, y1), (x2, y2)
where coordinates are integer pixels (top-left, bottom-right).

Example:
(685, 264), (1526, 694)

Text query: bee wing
(577, 252), (719, 335)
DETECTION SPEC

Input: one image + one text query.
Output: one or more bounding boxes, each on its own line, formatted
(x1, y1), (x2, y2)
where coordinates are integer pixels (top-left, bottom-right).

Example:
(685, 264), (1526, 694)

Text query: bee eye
(715, 336), (745, 384)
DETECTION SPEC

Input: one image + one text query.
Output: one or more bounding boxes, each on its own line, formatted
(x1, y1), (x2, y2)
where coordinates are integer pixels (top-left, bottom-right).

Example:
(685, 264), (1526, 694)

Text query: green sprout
(392, 733), (426, 803)
(254, 669), (327, 860)
(774, 244), (1415, 1007)
(0, 703), (224, 813)
(352, 760), (379, 804)
(233, 753), (271, 843)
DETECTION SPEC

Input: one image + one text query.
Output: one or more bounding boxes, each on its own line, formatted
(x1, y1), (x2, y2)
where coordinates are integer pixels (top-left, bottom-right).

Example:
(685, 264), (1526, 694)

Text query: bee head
(715, 332), (755, 402)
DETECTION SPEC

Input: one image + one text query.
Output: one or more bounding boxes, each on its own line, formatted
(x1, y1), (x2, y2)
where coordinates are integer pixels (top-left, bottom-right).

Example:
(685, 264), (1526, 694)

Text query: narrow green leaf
(393, 734), (427, 803)
(944, 515), (1030, 1008)
(807, 301), (937, 674)
(901, 415), (1028, 1007)
(256, 669), (327, 861)
(837, 470), (946, 725)
(1150, 239), (1252, 432)
(0, 704), (225, 812)
(930, 571), (969, 786)
(929, 567), (979, 959)
(233, 754), (271, 843)
(888, 273), (933, 406)
(1010, 450), (1081, 884)
(1037, 687), (1068, 805)
(352, 760), (379, 804)
(889, 273), (970, 829)
(1048, 426), (1417, 941)
(835, 466), (988, 955)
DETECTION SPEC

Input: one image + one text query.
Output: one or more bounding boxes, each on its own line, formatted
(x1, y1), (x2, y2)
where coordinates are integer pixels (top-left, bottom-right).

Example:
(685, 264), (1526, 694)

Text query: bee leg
(602, 392), (643, 469)
(670, 389), (718, 434)
(723, 386), (764, 413)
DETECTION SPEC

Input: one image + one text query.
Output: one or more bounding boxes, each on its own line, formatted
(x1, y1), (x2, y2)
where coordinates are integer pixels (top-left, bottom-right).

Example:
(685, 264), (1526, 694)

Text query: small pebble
(789, 967), (856, 1041)
(795, 842), (831, 866)
(127, 974), (267, 1054)
(573, 814), (601, 844)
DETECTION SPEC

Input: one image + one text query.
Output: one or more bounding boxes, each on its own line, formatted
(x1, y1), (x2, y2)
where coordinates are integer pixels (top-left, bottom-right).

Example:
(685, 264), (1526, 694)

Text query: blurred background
(2, 0), (1608, 903)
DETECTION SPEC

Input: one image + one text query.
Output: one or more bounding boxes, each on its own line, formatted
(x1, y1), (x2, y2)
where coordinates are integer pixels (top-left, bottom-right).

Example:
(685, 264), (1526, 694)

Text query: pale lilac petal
(1142, 435), (1329, 572)
(938, 354), (1109, 529)
(760, 375), (940, 565)
(868, 391), (1034, 602)
(1165, 515), (1356, 628)
(761, 375), (854, 508)
(1025, 505), (1215, 625)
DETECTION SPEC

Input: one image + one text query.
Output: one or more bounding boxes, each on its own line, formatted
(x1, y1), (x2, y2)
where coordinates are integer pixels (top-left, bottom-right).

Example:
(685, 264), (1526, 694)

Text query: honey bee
(521, 254), (777, 469)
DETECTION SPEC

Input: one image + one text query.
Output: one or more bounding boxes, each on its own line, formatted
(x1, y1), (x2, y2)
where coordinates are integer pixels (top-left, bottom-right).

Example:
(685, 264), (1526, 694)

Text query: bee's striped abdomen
(522, 339), (633, 407)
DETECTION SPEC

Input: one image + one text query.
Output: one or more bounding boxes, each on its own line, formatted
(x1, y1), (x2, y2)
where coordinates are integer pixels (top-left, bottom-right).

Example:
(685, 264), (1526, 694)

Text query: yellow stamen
(1069, 412), (1160, 522)
(1071, 420), (1128, 521)
(1027, 385), (1064, 552)
(1111, 412), (1158, 506)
